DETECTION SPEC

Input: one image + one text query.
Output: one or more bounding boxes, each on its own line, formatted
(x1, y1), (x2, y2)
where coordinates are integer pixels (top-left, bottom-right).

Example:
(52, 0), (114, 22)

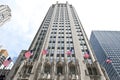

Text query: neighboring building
(0, 49), (8, 66)
(0, 59), (14, 70)
(90, 31), (120, 80)
(0, 48), (14, 69)
(0, 50), (11, 80)
(7, 2), (109, 80)
(0, 69), (10, 80)
(7, 50), (26, 79)
(0, 5), (11, 26)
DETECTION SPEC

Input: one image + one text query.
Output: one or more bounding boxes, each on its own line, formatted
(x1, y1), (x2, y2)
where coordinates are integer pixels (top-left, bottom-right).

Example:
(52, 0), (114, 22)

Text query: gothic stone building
(7, 2), (109, 80)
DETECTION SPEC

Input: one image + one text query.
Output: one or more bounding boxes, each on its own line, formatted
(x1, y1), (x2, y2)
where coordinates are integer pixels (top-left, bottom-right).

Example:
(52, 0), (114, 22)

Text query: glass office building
(90, 31), (120, 80)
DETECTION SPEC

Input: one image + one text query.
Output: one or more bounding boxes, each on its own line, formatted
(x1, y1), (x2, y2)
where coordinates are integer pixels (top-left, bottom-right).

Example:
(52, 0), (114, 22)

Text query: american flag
(106, 58), (112, 63)
(25, 50), (33, 58)
(3, 57), (12, 67)
(42, 49), (48, 55)
(66, 49), (73, 55)
(84, 53), (90, 59)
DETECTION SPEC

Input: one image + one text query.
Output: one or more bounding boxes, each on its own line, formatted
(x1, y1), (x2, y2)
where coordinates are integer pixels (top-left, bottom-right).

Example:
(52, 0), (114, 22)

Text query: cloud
(0, 0), (35, 58)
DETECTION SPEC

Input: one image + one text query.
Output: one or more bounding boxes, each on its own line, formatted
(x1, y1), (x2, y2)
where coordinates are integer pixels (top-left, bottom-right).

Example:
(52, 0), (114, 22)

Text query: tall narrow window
(57, 66), (63, 74)
(88, 67), (92, 75)
(69, 65), (76, 74)
(44, 64), (51, 73)
(93, 67), (98, 75)
(27, 66), (33, 74)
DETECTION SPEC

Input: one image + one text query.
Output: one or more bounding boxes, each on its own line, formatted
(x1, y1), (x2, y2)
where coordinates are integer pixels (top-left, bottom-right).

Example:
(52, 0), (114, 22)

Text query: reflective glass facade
(90, 31), (120, 80)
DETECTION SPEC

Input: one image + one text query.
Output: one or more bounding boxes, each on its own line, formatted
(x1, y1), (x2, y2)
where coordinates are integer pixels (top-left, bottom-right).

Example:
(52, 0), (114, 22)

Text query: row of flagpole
(24, 47), (112, 64)
(24, 48), (112, 65)
(21, 22), (112, 79)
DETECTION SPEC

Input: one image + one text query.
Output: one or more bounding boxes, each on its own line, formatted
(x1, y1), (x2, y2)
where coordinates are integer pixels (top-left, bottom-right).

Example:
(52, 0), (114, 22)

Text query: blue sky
(0, 0), (120, 58)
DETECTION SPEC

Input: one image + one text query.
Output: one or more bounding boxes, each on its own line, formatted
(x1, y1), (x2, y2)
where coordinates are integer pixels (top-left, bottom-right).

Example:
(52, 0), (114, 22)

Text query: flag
(25, 50), (33, 58)
(66, 49), (72, 55)
(84, 53), (90, 59)
(3, 57), (12, 67)
(42, 49), (48, 55)
(106, 58), (112, 63)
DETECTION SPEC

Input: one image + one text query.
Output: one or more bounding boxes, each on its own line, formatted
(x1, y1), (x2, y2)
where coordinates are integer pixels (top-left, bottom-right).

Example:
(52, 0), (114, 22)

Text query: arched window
(87, 67), (98, 75)
(44, 64), (51, 73)
(27, 66), (33, 74)
(57, 66), (63, 74)
(69, 61), (76, 74)
(93, 67), (98, 75)
(88, 67), (92, 75)
(69, 65), (75, 74)
(57, 61), (63, 74)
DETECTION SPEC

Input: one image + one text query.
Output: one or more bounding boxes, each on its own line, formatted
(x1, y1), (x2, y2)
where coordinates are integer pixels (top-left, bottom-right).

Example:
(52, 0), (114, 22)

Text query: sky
(0, 0), (120, 58)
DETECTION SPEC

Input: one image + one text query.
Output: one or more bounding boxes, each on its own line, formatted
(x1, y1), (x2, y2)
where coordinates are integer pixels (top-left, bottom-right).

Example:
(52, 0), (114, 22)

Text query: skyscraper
(90, 31), (120, 80)
(7, 2), (108, 80)
(0, 5), (11, 26)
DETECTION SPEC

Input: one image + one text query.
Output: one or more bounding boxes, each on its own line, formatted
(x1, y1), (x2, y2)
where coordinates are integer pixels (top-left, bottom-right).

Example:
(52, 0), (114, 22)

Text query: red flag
(84, 53), (90, 59)
(42, 49), (48, 55)
(3, 57), (12, 67)
(106, 58), (112, 63)
(25, 50), (33, 58)
(66, 50), (72, 55)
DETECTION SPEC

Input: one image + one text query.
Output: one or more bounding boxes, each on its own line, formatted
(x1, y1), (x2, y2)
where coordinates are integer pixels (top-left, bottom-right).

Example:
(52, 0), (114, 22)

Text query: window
(88, 67), (92, 75)
(27, 66), (33, 74)
(57, 54), (60, 57)
(87, 67), (98, 75)
(69, 66), (76, 74)
(52, 47), (55, 49)
(57, 66), (63, 74)
(50, 54), (54, 56)
(46, 54), (49, 57)
(44, 65), (51, 73)
(93, 67), (98, 75)
(72, 54), (75, 57)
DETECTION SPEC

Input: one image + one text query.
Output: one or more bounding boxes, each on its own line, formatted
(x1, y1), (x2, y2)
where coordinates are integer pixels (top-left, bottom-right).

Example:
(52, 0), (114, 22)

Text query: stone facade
(7, 2), (109, 80)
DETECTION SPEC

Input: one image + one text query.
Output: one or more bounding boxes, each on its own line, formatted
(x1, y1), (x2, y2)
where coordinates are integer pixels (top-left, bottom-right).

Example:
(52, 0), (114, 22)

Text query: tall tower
(90, 31), (120, 80)
(7, 2), (108, 80)
(0, 5), (11, 26)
